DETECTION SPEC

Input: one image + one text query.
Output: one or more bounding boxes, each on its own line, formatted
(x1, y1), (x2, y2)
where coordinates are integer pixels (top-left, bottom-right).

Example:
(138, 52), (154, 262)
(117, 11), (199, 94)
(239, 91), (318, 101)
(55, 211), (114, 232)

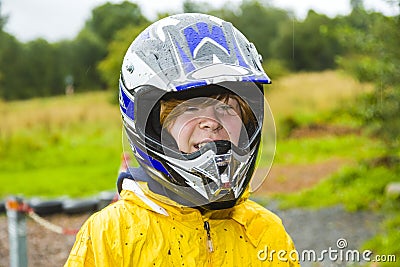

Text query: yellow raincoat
(65, 180), (299, 266)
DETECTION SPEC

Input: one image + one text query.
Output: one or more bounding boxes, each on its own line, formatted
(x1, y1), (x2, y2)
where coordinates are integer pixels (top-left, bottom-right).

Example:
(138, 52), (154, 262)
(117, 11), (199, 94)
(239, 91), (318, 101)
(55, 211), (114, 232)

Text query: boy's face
(167, 97), (243, 153)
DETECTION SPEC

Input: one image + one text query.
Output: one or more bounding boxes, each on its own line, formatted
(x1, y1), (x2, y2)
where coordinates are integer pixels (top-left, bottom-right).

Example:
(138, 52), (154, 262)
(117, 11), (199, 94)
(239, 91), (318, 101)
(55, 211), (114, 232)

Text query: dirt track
(253, 158), (351, 195)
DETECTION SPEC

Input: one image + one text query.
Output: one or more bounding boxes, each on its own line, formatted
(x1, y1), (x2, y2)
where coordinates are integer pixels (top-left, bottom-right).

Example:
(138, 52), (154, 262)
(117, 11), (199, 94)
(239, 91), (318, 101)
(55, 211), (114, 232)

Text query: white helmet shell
(121, 13), (270, 92)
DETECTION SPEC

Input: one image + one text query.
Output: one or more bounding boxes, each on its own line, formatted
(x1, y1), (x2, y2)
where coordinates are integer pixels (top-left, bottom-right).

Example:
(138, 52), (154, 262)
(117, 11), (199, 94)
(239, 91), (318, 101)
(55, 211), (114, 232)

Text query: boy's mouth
(193, 138), (215, 151)
(194, 142), (209, 150)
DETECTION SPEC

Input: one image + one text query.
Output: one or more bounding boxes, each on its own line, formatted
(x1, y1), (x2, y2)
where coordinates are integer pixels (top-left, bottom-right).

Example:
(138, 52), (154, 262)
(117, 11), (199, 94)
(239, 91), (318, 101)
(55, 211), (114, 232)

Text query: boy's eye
(184, 106), (200, 113)
(215, 104), (236, 115)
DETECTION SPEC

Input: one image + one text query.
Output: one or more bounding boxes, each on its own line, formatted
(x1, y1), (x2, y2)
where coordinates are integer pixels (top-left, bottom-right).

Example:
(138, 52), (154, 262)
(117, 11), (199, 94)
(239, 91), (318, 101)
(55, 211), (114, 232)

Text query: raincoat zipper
(203, 221), (214, 252)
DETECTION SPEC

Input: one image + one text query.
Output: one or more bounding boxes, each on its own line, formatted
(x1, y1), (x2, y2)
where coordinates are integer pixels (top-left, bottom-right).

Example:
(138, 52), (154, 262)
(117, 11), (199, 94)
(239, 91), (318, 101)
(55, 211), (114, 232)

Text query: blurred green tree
(273, 10), (343, 71)
(53, 40), (77, 93)
(221, 0), (290, 61)
(0, 32), (25, 100)
(337, 1), (400, 156)
(97, 24), (149, 91)
(84, 1), (149, 44)
(350, 0), (365, 10)
(183, 0), (212, 13)
(2, 0), (398, 101)
(0, 1), (7, 31)
(76, 1), (150, 91)
(23, 39), (58, 97)
(70, 29), (108, 90)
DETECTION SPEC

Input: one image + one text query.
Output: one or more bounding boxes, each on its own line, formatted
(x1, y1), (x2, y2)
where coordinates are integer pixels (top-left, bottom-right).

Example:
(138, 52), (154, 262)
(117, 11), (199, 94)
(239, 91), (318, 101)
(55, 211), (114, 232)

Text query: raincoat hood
(114, 168), (295, 250)
(117, 167), (251, 213)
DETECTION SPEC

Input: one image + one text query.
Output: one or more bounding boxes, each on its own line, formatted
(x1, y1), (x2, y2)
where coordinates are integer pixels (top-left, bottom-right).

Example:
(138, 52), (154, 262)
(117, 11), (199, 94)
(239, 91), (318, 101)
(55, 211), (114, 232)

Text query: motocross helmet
(119, 13), (275, 210)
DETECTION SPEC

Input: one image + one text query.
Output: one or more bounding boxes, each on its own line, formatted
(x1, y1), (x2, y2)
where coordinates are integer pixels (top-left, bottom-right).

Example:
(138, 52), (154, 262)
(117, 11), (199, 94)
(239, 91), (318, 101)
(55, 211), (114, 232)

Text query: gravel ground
(0, 212), (90, 267)
(268, 203), (382, 267)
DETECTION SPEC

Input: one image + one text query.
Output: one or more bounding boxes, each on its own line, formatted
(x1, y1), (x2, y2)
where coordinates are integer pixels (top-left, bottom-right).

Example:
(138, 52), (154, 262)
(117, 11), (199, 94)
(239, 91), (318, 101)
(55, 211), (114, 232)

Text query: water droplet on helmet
(126, 64), (134, 73)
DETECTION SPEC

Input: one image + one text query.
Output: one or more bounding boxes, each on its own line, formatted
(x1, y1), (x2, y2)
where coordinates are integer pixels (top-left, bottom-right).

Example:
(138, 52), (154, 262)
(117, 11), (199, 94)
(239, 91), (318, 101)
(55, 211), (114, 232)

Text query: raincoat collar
(117, 168), (267, 246)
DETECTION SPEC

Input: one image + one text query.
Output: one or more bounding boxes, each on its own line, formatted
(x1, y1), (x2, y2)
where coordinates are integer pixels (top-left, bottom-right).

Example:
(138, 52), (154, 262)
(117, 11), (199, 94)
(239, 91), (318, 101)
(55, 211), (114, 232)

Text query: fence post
(6, 197), (28, 267)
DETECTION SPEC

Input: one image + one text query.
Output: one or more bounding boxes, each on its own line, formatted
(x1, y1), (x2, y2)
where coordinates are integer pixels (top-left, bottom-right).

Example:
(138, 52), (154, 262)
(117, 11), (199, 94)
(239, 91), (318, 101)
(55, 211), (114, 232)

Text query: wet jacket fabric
(65, 171), (299, 266)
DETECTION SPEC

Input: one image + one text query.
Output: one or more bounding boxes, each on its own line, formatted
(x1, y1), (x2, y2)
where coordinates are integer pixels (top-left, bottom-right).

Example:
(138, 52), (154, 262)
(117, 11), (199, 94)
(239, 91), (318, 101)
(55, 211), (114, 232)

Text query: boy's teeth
(195, 141), (212, 150)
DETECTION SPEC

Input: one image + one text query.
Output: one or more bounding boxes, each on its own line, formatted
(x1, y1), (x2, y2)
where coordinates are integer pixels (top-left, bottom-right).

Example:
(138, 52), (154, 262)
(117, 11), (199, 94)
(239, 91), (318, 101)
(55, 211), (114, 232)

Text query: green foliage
(350, 0), (365, 10)
(363, 212), (400, 267)
(0, 32), (24, 100)
(336, 8), (400, 155)
(262, 59), (290, 80)
(70, 29), (108, 90)
(23, 39), (60, 97)
(0, 3), (7, 31)
(67, 1), (149, 92)
(0, 0), (397, 102)
(0, 1), (149, 100)
(222, 0), (291, 61)
(183, 0), (212, 13)
(273, 10), (343, 71)
(349, 89), (400, 155)
(97, 24), (150, 90)
(84, 1), (149, 44)
(336, 11), (398, 84)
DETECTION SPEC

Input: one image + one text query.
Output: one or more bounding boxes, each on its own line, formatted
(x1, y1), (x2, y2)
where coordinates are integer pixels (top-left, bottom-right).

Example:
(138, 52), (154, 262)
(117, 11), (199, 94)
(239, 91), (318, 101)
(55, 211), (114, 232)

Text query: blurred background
(0, 0), (399, 266)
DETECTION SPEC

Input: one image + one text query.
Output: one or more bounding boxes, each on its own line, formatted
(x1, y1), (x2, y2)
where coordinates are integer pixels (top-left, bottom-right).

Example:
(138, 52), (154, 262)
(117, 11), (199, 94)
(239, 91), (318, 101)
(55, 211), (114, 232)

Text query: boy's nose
(198, 117), (223, 131)
(197, 107), (222, 131)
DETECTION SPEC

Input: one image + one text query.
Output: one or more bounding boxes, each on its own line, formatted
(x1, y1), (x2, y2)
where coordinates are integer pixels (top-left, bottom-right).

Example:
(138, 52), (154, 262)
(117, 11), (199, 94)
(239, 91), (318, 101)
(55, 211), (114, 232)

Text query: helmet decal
(177, 20), (251, 76)
(184, 22), (230, 59)
(174, 40), (196, 74)
(119, 82), (135, 121)
(182, 21), (250, 70)
(133, 144), (171, 177)
(121, 13), (270, 92)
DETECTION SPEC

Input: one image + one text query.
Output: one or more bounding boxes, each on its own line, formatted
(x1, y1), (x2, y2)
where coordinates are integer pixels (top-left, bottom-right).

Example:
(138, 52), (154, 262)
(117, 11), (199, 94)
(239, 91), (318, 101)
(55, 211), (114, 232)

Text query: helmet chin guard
(119, 13), (276, 210)
(159, 140), (253, 200)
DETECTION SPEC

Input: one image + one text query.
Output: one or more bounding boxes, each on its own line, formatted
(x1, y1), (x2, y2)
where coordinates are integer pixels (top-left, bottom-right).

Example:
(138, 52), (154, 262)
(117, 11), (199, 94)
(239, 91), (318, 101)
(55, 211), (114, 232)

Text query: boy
(65, 13), (298, 266)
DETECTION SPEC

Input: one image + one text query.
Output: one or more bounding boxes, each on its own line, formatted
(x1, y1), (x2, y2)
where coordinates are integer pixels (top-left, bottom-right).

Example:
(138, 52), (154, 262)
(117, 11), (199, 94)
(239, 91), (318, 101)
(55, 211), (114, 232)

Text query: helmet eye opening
(134, 82), (264, 159)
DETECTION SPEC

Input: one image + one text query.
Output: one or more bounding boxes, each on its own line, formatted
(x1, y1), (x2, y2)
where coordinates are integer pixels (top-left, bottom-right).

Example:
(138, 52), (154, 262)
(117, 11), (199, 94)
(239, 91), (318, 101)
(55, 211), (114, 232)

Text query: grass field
(266, 70), (373, 128)
(0, 70), (377, 198)
(0, 92), (122, 197)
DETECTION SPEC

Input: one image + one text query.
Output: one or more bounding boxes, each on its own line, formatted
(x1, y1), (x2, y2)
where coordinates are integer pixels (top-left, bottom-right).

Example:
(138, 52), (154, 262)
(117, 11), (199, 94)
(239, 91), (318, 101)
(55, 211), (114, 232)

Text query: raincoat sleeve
(64, 203), (128, 267)
(64, 214), (97, 266)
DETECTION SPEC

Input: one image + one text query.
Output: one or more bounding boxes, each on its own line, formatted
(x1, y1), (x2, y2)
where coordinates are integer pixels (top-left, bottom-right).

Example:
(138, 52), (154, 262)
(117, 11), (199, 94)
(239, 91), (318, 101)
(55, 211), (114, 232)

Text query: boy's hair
(160, 94), (256, 130)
